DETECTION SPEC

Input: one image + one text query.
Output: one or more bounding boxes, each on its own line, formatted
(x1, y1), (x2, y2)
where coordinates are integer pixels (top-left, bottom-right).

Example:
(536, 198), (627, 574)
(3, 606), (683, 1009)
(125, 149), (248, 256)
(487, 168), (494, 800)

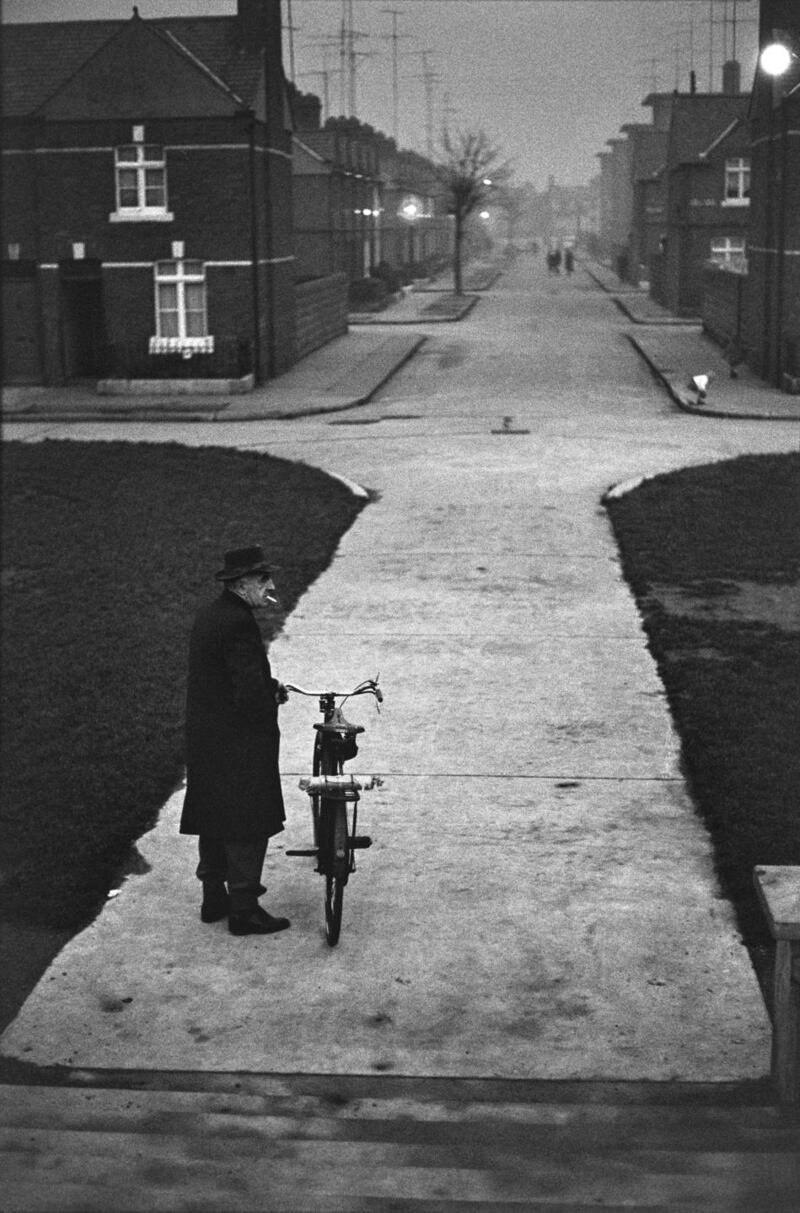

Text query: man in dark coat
(181, 546), (290, 936)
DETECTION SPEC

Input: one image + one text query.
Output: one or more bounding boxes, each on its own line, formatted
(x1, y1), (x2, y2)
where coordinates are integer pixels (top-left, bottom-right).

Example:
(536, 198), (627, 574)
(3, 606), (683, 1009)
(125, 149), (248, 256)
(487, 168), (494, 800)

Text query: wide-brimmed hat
(215, 545), (278, 581)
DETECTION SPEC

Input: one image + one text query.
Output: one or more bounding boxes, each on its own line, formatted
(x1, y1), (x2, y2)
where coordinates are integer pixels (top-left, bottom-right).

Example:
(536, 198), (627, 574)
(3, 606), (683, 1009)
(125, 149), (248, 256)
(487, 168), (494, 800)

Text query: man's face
(240, 573), (279, 609)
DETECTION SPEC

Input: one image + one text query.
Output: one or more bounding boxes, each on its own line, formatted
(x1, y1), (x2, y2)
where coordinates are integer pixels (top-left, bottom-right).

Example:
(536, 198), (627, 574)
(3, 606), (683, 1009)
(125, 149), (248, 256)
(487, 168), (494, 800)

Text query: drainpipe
(261, 130), (278, 379)
(775, 98), (788, 386)
(762, 99), (775, 378)
(248, 113), (262, 383)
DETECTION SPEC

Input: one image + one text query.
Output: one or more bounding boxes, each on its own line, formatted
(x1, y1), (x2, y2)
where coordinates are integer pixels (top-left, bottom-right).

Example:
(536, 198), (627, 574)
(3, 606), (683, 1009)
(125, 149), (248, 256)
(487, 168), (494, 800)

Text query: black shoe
(228, 907), (291, 936)
(200, 891), (230, 923)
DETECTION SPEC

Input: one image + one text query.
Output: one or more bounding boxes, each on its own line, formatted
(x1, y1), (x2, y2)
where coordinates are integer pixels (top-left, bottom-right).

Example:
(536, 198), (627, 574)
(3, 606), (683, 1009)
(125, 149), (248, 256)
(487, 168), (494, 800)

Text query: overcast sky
(4, 0), (760, 189)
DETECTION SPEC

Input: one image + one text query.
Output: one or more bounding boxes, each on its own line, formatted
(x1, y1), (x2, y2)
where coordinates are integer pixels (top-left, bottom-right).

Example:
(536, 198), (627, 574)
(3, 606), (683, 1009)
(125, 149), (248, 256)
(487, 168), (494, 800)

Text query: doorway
(1, 266), (43, 383)
(60, 263), (107, 379)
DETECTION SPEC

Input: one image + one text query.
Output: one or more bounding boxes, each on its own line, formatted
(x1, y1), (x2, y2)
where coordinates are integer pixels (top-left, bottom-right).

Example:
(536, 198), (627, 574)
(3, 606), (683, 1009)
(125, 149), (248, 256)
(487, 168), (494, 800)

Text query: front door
(1, 268), (43, 383)
(61, 266), (106, 379)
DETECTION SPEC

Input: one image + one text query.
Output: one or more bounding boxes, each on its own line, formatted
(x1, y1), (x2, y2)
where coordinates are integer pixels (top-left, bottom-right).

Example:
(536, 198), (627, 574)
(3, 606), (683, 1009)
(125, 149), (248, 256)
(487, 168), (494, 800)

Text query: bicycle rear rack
(298, 774), (383, 800)
(285, 775), (383, 860)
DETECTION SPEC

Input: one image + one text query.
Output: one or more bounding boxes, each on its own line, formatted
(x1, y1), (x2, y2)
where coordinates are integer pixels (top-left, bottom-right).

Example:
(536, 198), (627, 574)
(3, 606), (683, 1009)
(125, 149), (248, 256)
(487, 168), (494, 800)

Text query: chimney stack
(292, 91), (322, 132)
(237, 0), (272, 50)
(722, 59), (741, 94)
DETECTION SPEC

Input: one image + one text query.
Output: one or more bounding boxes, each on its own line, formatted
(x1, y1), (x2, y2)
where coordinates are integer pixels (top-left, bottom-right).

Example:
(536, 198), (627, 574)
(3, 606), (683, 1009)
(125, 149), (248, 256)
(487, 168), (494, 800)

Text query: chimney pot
(722, 59), (741, 94)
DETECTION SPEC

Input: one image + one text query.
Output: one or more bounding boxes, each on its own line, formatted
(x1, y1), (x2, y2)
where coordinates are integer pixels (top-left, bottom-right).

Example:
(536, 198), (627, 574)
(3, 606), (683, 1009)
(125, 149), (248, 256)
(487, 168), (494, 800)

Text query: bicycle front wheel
(324, 800), (348, 946)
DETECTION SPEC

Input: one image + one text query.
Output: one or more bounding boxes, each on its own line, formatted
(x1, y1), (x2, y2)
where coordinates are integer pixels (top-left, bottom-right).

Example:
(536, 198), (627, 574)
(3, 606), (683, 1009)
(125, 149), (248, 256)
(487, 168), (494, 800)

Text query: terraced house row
(595, 0), (800, 391)
(1, 0), (453, 388)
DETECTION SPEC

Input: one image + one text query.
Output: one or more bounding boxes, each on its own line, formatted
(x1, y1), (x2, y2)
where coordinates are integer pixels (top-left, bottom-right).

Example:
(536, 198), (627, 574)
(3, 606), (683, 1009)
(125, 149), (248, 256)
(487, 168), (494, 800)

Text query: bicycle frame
(285, 678), (383, 945)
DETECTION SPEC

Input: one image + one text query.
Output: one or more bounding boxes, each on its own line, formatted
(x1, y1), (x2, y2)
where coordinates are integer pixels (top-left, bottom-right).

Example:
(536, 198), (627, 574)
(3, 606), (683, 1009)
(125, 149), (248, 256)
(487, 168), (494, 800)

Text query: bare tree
(437, 129), (511, 294)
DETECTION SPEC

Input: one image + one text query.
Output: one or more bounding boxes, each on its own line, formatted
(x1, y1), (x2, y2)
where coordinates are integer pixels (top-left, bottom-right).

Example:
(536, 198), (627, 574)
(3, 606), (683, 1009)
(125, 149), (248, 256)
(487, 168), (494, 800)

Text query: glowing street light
(760, 41), (793, 76)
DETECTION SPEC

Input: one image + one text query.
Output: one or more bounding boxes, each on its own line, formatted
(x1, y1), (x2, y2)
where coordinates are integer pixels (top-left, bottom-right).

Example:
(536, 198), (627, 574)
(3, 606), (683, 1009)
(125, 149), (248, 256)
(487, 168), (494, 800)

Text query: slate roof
(1, 16), (264, 117)
(666, 94), (749, 169)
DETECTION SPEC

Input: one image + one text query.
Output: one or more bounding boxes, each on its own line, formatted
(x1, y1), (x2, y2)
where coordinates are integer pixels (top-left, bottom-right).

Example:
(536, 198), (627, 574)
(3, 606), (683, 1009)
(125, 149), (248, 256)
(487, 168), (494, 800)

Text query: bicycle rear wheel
(315, 738), (348, 945)
(324, 800), (348, 946)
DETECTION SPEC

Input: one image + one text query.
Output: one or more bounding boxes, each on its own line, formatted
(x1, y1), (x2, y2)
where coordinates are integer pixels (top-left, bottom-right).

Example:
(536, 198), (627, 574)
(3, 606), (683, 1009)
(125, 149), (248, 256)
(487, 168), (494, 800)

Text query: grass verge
(604, 452), (800, 993)
(1, 439), (367, 932)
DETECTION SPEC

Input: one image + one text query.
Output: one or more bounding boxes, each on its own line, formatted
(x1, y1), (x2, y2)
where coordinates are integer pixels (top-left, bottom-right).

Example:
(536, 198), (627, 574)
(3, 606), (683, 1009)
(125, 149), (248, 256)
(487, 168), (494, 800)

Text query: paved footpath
(2, 257), (799, 1208)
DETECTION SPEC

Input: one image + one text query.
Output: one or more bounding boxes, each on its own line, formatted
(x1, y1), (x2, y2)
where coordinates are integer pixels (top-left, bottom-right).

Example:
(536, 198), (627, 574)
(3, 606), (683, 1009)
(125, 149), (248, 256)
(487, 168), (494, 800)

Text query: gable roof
(666, 94), (749, 169)
(697, 116), (748, 160)
(1, 14), (265, 118)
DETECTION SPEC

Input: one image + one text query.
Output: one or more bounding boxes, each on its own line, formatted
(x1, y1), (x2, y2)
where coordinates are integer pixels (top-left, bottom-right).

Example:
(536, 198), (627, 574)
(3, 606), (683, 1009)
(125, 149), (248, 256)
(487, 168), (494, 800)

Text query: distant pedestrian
(564, 247), (574, 275)
(180, 545), (291, 936)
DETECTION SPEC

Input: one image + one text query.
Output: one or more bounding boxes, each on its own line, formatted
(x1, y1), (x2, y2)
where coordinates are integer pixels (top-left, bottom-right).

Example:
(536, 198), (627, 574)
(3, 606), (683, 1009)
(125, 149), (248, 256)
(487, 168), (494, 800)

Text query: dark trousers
(196, 835), (268, 915)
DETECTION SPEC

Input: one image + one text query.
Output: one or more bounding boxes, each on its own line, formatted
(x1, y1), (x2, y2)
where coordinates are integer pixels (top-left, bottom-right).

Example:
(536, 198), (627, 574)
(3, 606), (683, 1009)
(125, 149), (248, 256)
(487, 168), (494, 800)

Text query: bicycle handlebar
(283, 677), (383, 703)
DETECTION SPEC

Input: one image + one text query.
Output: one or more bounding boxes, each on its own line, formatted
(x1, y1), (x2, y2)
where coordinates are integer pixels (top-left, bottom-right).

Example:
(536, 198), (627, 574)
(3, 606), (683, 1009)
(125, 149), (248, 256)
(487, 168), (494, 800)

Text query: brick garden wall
(294, 273), (348, 361)
(649, 252), (667, 308)
(702, 264), (745, 350)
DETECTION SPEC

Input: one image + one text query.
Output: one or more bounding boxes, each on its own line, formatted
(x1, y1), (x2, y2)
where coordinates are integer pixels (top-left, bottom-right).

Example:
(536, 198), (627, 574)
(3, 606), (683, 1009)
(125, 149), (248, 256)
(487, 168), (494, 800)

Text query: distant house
(378, 145), (451, 273)
(629, 93), (674, 284)
(1, 1), (301, 386)
(291, 99), (452, 284)
(291, 93), (382, 284)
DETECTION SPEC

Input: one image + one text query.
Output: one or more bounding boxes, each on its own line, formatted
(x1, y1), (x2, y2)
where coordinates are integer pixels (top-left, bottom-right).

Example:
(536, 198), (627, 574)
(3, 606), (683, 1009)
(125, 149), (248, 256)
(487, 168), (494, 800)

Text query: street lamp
(760, 41), (793, 76)
(398, 194), (422, 265)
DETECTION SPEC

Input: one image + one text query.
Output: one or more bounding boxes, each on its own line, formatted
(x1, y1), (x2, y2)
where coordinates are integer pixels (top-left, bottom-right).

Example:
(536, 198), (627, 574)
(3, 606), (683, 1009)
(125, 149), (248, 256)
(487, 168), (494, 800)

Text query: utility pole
(340, 0), (371, 117)
(441, 90), (458, 142)
(640, 55), (664, 94)
(301, 35), (340, 115)
(381, 7), (411, 146)
(283, 0), (298, 82)
(410, 50), (440, 158)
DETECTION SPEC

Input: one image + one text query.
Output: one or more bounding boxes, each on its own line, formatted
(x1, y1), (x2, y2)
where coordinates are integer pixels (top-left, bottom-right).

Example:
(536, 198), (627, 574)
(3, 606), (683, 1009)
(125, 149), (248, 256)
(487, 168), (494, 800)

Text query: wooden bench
(754, 865), (800, 1103)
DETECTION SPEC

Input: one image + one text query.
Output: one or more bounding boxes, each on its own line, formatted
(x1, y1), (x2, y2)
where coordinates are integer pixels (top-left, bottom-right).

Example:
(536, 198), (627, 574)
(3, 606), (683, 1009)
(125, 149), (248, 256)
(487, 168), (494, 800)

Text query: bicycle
(284, 677), (383, 946)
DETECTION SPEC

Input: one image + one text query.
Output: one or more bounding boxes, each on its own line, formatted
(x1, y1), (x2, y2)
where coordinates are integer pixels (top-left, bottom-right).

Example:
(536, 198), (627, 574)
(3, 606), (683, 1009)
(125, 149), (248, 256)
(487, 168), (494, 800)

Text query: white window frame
(110, 144), (174, 223)
(149, 259), (214, 356)
(722, 157), (750, 207)
(709, 236), (748, 274)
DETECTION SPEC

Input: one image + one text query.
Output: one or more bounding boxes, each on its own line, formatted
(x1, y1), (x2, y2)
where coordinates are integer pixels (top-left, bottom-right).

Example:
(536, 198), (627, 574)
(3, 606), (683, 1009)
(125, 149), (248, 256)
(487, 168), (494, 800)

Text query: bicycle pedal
(351, 835), (372, 849)
(285, 848), (318, 858)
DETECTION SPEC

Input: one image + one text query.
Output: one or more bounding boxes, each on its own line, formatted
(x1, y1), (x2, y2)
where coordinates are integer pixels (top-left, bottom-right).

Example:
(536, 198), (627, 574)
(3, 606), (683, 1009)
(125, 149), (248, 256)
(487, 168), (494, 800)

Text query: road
(2, 255), (799, 1209)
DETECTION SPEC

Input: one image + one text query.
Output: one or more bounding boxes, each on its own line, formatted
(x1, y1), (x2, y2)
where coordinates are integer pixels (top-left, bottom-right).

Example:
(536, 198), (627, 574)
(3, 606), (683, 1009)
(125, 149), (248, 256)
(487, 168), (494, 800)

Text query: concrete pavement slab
(1, 255), (783, 1086)
(1, 331), (426, 424)
(628, 328), (800, 421)
(349, 291), (479, 325)
(583, 262), (699, 321)
(0, 778), (766, 1080)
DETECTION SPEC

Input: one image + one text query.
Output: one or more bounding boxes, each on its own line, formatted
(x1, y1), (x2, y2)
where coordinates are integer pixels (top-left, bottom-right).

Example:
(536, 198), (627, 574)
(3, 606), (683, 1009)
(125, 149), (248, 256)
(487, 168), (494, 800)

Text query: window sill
(721, 198), (750, 208)
(149, 336), (215, 356)
(109, 211), (174, 223)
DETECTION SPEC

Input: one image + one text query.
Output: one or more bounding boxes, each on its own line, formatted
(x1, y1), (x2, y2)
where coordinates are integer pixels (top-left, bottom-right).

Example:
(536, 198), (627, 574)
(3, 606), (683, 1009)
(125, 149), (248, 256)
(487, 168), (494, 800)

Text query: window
(709, 236), (747, 273)
(723, 157), (750, 206)
(110, 145), (173, 221)
(149, 260), (214, 355)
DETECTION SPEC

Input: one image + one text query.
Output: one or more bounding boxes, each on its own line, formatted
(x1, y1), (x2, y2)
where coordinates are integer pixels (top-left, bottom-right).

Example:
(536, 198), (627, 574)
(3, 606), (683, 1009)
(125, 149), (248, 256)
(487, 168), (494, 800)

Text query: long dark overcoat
(180, 589), (285, 841)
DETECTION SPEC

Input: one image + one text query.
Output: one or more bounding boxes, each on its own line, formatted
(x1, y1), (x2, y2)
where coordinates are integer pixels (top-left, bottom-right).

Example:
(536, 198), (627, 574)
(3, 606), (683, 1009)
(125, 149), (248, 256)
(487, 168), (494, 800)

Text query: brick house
(1, 1), (298, 386)
(378, 144), (452, 273)
(291, 93), (382, 284)
(290, 98), (452, 285)
(629, 94), (674, 285)
(650, 75), (749, 316)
